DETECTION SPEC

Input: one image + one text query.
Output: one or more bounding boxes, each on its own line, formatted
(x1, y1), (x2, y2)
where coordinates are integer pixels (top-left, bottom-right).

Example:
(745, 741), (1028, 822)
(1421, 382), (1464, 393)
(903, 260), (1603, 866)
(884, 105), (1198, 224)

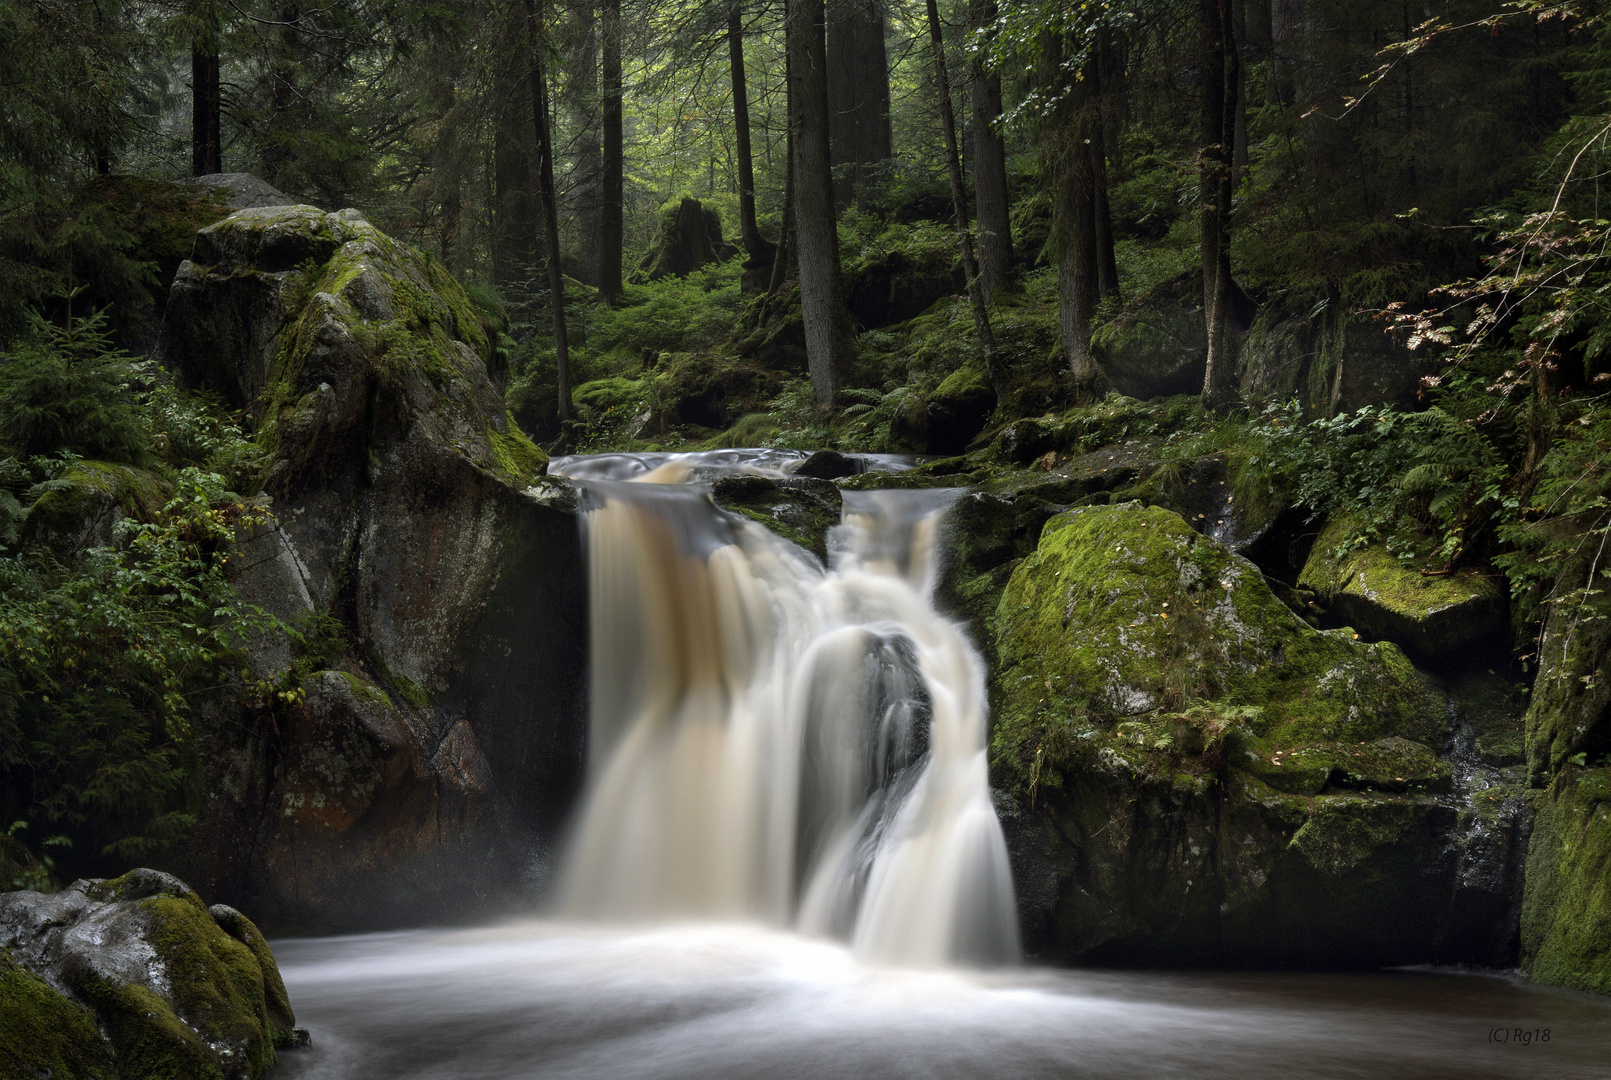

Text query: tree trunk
(562, 0), (602, 286)
(192, 49), (222, 175)
(599, 0), (625, 304)
(1090, 54), (1119, 303)
(526, 0), (574, 422)
(967, 0), (1012, 302)
(1200, 0), (1239, 410)
(825, 0), (891, 212)
(788, 0), (850, 406)
(767, 135), (795, 297)
(925, 0), (1001, 396)
(729, 3), (773, 271)
(493, 3), (539, 295)
(1044, 35), (1100, 395)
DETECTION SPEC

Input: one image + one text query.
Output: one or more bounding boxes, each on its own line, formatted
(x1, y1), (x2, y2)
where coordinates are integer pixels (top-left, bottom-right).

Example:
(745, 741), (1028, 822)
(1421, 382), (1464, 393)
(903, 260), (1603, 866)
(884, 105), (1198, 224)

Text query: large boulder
(0, 869), (300, 1080)
(1091, 301), (1207, 400)
(152, 205), (587, 930)
(18, 461), (168, 556)
(1298, 517), (1507, 657)
(989, 503), (1526, 966)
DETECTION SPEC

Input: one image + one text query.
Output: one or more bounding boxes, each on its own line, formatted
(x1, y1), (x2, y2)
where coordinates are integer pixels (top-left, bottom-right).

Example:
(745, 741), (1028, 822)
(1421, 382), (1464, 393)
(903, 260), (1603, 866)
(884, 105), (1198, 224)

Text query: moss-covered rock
(0, 946), (117, 1080)
(19, 460), (169, 554)
(1521, 766), (1611, 994)
(891, 363), (997, 455)
(1091, 300), (1206, 400)
(1299, 517), (1507, 656)
(711, 475), (842, 562)
(0, 869), (299, 1080)
(988, 502), (1524, 966)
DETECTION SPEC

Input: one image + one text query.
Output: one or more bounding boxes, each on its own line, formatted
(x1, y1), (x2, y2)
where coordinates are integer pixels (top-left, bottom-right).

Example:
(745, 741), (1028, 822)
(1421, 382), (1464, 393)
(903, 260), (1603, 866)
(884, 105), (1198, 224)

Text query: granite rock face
(152, 205), (586, 930)
(0, 869), (299, 1080)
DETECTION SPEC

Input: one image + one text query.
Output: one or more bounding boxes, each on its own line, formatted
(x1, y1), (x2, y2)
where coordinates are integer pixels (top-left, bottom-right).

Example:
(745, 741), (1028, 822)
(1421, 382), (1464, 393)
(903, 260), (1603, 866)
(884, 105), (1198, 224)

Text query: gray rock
(0, 870), (297, 1080)
(171, 172), (297, 210)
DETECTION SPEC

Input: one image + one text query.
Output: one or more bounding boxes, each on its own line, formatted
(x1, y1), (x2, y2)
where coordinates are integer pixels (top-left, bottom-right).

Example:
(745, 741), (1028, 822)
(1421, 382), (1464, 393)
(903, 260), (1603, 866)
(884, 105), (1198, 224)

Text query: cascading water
(547, 451), (1019, 966)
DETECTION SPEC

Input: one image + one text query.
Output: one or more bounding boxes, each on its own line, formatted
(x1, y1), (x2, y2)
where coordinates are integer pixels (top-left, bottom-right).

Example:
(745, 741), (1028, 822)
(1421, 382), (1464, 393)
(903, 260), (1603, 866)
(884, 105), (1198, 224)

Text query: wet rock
(712, 475), (842, 562)
(0, 869), (297, 1080)
(793, 450), (861, 480)
(1298, 518), (1507, 657)
(988, 503), (1525, 967)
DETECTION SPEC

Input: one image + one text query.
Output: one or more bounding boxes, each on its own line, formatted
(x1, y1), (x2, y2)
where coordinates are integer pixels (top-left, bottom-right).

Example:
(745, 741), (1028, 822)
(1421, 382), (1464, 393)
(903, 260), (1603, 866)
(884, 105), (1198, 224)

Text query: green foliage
(0, 469), (274, 883)
(0, 308), (149, 463)
(585, 259), (744, 369)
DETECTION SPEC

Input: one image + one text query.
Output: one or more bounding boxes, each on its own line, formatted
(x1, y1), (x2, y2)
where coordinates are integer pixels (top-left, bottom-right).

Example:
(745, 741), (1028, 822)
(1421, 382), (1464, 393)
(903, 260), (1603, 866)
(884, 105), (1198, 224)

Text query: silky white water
(546, 451), (1018, 965)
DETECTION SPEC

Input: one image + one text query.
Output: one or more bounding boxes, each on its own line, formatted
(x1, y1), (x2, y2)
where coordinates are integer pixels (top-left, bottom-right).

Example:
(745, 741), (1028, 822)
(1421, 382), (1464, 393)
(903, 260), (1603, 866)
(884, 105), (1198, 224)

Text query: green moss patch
(1522, 766), (1611, 994)
(0, 947), (117, 1080)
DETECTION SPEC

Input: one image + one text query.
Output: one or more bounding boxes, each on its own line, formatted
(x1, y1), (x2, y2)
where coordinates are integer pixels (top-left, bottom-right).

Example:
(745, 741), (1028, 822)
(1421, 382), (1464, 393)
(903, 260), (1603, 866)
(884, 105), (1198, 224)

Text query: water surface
(272, 921), (1611, 1080)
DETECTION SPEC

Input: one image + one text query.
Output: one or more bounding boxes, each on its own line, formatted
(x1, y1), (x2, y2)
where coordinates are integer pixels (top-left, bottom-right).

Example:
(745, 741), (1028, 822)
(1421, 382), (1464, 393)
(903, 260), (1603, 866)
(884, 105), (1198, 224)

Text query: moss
(991, 502), (1443, 796)
(0, 947), (118, 1080)
(574, 376), (647, 414)
(711, 475), (841, 562)
(1298, 516), (1505, 654)
(1288, 795), (1425, 876)
(208, 905), (296, 1043)
(1522, 766), (1611, 994)
(488, 412), (548, 484)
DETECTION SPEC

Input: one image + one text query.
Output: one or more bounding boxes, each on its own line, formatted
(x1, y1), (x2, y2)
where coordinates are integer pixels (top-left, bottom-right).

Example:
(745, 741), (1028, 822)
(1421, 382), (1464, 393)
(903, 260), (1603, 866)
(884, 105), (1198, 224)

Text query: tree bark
(1200, 0), (1240, 410)
(729, 3), (773, 268)
(493, 3), (538, 295)
(1089, 52), (1119, 303)
(1042, 34), (1100, 395)
(191, 47), (222, 175)
(788, 0), (850, 406)
(526, 0), (574, 422)
(926, 0), (1001, 396)
(968, 0), (1012, 302)
(825, 0), (891, 211)
(562, 0), (602, 286)
(767, 132), (795, 297)
(599, 0), (625, 304)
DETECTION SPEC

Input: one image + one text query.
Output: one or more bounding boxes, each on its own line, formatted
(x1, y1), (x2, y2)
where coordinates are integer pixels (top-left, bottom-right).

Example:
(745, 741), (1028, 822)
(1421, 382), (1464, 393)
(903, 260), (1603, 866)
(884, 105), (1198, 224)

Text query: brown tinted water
(271, 921), (1611, 1080)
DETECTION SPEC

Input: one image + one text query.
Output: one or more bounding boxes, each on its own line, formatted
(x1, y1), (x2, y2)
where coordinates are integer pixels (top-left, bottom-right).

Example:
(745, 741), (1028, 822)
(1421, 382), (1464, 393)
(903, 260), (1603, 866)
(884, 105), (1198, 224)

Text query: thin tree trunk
(787, 0), (849, 406)
(599, 0), (624, 304)
(493, 3), (538, 295)
(925, 0), (1001, 396)
(1200, 0), (1239, 410)
(968, 0), (1013, 302)
(526, 0), (574, 422)
(729, 4), (771, 265)
(767, 137), (795, 296)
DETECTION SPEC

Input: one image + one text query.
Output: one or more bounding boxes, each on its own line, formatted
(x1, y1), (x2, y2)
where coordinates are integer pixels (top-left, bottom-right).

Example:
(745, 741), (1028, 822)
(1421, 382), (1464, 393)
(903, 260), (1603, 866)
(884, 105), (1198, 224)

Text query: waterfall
(548, 452), (1019, 967)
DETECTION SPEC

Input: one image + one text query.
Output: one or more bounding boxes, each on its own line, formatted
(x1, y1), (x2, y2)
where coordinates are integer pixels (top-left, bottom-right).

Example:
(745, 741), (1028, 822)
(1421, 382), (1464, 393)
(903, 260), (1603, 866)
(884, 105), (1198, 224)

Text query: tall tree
(729, 2), (774, 276)
(1199, 0), (1240, 410)
(599, 0), (624, 304)
(1042, 32), (1101, 394)
(788, 0), (851, 405)
(925, 0), (1000, 395)
(561, 0), (603, 285)
(968, 0), (1012, 301)
(1090, 48), (1119, 302)
(189, 0), (222, 176)
(526, 0), (575, 422)
(825, 0), (891, 211)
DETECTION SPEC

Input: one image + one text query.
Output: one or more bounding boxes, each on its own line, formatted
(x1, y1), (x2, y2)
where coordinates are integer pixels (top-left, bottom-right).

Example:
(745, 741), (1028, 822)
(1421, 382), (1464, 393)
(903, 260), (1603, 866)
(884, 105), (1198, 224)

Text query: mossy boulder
(151, 206), (587, 932)
(635, 197), (738, 281)
(891, 364), (997, 455)
(1091, 300), (1206, 400)
(989, 503), (1524, 966)
(1299, 517), (1507, 657)
(0, 946), (117, 1080)
(0, 869), (299, 1080)
(19, 460), (169, 554)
